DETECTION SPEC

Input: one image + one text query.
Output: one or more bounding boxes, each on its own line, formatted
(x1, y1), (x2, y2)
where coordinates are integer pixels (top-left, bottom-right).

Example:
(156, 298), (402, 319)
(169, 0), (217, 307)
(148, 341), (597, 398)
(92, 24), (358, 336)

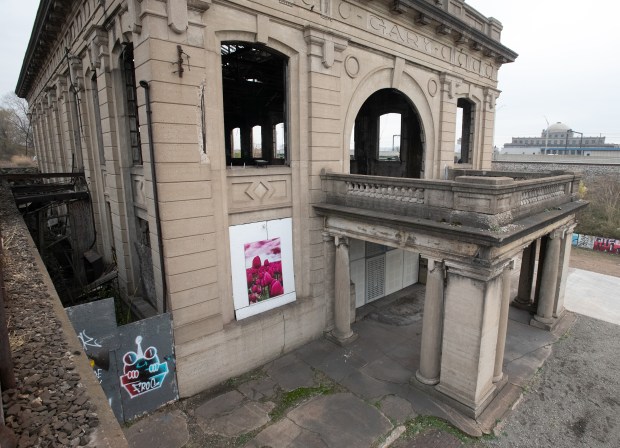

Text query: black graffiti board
(66, 299), (179, 422)
(65, 298), (123, 421)
(115, 313), (178, 421)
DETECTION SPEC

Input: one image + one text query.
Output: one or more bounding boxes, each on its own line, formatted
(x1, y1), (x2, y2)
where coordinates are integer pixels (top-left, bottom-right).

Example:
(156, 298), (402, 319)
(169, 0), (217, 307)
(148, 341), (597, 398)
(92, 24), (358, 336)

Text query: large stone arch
(343, 65), (436, 178)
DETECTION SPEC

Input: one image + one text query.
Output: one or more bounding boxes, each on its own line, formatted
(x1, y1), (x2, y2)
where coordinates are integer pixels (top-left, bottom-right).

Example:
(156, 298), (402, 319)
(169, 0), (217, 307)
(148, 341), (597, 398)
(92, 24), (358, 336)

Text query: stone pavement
(124, 283), (572, 448)
(563, 268), (620, 325)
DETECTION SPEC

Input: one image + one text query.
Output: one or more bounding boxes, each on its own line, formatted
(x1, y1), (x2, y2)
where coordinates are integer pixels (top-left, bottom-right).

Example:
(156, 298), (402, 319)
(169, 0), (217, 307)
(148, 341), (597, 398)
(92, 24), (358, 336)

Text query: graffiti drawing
(593, 238), (620, 254)
(577, 234), (595, 249)
(120, 336), (169, 398)
(78, 330), (103, 351)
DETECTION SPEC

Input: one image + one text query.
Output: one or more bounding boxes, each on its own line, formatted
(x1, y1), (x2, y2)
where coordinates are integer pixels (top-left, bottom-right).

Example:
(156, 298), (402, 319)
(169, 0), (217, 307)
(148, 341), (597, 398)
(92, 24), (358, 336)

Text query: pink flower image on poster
(244, 237), (284, 304)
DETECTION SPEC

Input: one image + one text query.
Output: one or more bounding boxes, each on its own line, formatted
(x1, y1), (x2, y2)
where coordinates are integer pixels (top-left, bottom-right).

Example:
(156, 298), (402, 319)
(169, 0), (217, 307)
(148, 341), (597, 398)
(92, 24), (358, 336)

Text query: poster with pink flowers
(244, 238), (284, 303)
(229, 218), (296, 320)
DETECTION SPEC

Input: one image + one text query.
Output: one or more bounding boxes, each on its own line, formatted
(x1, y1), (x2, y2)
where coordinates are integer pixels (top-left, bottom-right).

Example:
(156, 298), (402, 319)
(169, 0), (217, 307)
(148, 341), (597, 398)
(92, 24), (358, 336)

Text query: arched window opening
(350, 89), (424, 179)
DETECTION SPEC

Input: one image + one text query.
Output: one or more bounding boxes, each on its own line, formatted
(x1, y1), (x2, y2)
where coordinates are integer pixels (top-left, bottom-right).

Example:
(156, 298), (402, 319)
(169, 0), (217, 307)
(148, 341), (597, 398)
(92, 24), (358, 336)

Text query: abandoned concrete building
(16, 0), (586, 419)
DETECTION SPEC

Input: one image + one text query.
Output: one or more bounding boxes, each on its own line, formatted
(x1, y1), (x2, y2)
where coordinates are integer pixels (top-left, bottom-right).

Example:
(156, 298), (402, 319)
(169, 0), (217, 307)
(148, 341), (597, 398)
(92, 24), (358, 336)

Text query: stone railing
(344, 179), (425, 204)
(321, 170), (582, 229)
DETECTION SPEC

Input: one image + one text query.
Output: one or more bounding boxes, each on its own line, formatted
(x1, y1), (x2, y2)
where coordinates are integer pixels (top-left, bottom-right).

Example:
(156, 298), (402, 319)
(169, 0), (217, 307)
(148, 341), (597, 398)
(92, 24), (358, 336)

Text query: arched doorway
(350, 89), (424, 178)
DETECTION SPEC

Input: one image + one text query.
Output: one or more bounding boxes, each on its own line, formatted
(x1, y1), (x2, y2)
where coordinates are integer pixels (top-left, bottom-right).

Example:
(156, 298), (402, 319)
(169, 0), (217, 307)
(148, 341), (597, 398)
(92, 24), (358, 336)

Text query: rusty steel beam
(13, 191), (89, 205)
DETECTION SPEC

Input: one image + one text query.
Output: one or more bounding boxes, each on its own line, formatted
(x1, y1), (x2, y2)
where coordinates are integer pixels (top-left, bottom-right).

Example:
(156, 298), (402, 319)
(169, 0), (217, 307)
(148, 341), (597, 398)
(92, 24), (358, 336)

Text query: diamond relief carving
(245, 181), (275, 201)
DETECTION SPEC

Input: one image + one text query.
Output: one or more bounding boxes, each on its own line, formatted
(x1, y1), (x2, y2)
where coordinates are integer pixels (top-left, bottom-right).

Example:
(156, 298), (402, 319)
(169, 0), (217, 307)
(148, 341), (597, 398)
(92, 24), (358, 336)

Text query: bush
(575, 179), (620, 240)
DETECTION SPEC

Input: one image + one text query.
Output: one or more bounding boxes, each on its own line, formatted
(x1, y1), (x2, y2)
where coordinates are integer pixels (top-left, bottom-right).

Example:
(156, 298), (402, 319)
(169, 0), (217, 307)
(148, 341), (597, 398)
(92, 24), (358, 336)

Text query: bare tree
(1, 93), (32, 156)
(589, 179), (620, 226)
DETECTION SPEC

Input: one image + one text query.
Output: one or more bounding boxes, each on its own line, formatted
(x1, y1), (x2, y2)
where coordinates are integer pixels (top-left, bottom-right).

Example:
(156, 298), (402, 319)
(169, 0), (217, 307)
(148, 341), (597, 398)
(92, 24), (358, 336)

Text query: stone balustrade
(321, 170), (581, 229)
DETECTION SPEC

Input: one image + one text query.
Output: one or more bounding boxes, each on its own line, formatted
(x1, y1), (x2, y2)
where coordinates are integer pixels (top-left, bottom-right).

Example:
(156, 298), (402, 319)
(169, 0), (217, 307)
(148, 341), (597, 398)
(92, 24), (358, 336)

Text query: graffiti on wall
(66, 299), (178, 422)
(572, 233), (620, 255)
(120, 336), (169, 398)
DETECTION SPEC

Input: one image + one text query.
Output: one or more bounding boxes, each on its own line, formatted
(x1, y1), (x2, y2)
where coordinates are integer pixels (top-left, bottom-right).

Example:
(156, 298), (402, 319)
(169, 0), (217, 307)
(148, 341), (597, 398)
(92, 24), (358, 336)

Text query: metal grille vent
(366, 255), (386, 302)
(366, 242), (388, 257)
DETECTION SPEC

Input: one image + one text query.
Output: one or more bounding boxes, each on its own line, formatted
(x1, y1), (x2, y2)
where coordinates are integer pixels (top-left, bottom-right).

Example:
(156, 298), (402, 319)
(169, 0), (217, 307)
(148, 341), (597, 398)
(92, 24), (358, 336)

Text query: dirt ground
(481, 247), (620, 448)
(569, 247), (620, 278)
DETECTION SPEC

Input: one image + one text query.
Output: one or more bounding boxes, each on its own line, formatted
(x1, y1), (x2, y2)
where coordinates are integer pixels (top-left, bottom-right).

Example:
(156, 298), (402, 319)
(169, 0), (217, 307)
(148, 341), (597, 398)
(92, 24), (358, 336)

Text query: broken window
(231, 127), (241, 159)
(456, 98), (475, 164)
(252, 125), (262, 158)
(221, 42), (288, 166)
(378, 113), (401, 161)
(120, 43), (142, 165)
(274, 123), (285, 159)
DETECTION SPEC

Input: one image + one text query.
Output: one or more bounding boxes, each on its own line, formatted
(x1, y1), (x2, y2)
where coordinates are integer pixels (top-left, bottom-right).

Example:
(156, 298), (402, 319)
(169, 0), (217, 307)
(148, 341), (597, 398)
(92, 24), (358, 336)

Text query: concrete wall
(492, 160), (620, 184)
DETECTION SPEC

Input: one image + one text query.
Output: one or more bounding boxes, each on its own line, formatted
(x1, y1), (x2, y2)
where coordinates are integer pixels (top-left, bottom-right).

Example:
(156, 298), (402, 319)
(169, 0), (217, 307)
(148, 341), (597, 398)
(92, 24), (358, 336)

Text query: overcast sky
(1, 0), (619, 146)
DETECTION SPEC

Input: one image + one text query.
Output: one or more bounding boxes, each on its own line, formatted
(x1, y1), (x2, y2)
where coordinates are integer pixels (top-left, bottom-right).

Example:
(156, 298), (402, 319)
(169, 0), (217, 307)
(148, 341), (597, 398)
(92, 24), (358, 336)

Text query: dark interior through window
(456, 98), (474, 164)
(350, 89), (424, 178)
(221, 42), (288, 166)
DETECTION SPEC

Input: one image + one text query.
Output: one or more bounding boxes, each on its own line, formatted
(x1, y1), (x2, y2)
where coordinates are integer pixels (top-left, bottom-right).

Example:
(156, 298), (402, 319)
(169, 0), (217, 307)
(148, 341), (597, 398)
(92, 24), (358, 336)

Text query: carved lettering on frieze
(366, 13), (453, 66)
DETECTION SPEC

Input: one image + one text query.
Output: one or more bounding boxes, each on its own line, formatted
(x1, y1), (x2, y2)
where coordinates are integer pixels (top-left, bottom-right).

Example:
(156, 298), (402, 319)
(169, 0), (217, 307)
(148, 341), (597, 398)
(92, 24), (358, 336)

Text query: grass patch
(269, 383), (336, 420)
(401, 416), (495, 444)
(223, 368), (266, 389)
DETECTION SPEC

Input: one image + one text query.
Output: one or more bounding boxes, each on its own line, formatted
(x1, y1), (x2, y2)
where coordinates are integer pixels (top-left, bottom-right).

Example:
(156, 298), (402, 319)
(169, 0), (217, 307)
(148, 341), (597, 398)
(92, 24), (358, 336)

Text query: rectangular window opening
(121, 44), (142, 165)
(456, 98), (474, 164)
(222, 42), (288, 166)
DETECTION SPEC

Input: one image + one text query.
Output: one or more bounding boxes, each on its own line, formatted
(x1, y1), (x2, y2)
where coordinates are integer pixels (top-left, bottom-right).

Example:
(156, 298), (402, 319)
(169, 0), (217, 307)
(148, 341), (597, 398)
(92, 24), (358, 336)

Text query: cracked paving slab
(246, 417), (328, 448)
(124, 410), (189, 448)
(286, 393), (393, 447)
(199, 401), (275, 437)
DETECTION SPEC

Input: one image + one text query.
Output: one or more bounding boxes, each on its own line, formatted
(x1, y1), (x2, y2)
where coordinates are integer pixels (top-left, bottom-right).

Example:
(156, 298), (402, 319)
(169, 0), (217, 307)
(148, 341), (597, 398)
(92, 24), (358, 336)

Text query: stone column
(329, 236), (357, 345)
(532, 230), (562, 328)
(416, 258), (445, 385)
(533, 236), (548, 309)
(436, 262), (503, 417)
(514, 240), (538, 307)
(494, 262), (513, 382)
(323, 232), (336, 329)
(554, 225), (575, 317)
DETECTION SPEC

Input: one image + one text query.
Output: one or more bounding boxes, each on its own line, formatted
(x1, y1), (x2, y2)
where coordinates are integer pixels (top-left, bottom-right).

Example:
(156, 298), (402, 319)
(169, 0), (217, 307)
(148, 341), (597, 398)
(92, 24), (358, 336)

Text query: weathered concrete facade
(17, 0), (584, 418)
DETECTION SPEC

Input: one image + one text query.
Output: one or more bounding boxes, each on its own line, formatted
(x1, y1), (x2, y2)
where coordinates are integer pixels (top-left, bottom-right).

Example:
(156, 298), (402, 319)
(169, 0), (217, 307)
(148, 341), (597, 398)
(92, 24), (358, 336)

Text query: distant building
(502, 122), (620, 157)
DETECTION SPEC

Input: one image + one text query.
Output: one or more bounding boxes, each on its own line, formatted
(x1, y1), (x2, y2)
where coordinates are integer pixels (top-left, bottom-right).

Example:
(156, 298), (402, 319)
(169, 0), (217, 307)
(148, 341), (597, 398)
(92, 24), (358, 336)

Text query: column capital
(322, 232), (335, 243)
(427, 258), (445, 273)
(334, 235), (349, 248)
(444, 259), (504, 282)
(548, 229), (563, 240)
